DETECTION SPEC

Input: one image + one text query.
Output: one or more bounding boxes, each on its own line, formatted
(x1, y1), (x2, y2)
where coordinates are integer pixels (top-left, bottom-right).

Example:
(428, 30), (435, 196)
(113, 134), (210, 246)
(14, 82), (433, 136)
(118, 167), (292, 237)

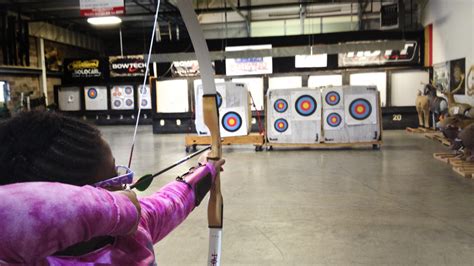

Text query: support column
(37, 37), (48, 106)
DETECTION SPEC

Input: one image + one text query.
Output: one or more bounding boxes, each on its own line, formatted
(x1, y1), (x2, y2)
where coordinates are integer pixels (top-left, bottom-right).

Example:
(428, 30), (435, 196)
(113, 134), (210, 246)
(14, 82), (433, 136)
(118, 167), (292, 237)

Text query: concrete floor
(101, 126), (474, 265)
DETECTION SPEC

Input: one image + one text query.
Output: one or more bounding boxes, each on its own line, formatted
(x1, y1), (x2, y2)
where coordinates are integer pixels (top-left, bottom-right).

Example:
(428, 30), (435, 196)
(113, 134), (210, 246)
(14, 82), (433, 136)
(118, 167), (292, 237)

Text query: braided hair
(0, 111), (109, 186)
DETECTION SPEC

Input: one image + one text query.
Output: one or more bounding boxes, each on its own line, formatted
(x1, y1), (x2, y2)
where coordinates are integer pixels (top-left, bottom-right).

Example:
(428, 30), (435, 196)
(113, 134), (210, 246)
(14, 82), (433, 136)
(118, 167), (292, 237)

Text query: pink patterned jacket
(0, 163), (215, 265)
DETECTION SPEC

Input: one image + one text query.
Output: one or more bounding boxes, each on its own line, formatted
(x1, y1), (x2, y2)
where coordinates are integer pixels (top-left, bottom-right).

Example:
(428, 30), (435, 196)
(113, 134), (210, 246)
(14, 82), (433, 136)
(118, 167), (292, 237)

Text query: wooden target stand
(264, 92), (383, 150)
(433, 153), (474, 179)
(185, 133), (265, 152)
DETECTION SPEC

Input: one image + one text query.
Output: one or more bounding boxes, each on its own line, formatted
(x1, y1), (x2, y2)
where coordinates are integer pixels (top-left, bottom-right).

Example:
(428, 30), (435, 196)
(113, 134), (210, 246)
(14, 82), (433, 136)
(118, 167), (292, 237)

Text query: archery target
(325, 92), (340, 106)
(124, 86), (133, 95)
(138, 85), (152, 109)
(290, 90), (321, 121)
(58, 87), (81, 111)
(322, 86), (344, 109)
(323, 109), (345, 131)
(295, 95), (317, 116)
(111, 85), (135, 110)
(87, 88), (97, 99)
(345, 91), (378, 125)
(274, 99), (288, 113)
(84, 86), (108, 111)
(349, 99), (372, 120)
(274, 118), (289, 133)
(327, 112), (342, 127)
(217, 92), (223, 108)
(222, 111), (242, 132)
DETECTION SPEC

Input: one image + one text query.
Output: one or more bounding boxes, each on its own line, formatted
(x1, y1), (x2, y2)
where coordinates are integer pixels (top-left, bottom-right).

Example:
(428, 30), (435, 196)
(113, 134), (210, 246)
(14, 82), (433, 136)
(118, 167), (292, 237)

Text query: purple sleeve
(0, 182), (139, 264)
(139, 164), (215, 243)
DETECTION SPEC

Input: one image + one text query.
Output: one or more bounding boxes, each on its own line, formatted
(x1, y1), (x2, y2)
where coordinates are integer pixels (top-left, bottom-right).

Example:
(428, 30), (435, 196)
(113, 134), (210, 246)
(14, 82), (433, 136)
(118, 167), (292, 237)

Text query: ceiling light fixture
(87, 16), (122, 26)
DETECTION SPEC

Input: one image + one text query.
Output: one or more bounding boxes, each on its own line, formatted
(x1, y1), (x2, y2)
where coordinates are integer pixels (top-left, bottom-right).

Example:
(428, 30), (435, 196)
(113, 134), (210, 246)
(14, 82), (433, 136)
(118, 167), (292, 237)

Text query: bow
(175, 2), (223, 265)
(127, 1), (223, 264)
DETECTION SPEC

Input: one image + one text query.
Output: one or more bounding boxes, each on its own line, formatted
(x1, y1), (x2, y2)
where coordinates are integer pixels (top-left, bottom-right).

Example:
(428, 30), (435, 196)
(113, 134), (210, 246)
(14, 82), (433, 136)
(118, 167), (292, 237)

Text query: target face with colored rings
(87, 88), (98, 99)
(326, 113), (342, 127)
(349, 98), (372, 120)
(274, 118), (289, 133)
(325, 91), (340, 106)
(113, 100), (122, 107)
(222, 112), (242, 132)
(274, 99), (288, 113)
(141, 99), (148, 107)
(217, 92), (223, 108)
(125, 87), (133, 95)
(125, 99), (133, 106)
(295, 95), (317, 116)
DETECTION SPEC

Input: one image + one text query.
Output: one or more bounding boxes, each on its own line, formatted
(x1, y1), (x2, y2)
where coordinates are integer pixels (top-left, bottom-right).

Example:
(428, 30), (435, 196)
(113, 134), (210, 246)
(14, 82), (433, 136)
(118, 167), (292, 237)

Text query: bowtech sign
(109, 55), (147, 77)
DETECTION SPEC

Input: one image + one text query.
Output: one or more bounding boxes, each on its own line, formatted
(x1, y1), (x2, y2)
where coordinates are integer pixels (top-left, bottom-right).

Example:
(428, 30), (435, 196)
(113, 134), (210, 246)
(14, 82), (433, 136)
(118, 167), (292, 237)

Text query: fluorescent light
(87, 16), (122, 26)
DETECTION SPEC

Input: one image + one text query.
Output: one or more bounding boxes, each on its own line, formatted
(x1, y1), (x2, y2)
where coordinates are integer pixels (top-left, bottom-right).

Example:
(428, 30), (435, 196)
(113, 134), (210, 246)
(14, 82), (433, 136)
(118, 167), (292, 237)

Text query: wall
(423, 0), (474, 104)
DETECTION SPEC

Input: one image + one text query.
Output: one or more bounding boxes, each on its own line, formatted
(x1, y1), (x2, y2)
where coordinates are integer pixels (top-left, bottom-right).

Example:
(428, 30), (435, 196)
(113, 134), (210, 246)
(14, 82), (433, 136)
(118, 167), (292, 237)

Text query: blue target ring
(325, 91), (341, 106)
(113, 100), (121, 107)
(274, 118), (289, 133)
(326, 113), (342, 127)
(87, 88), (98, 99)
(222, 112), (242, 132)
(349, 98), (372, 120)
(125, 99), (133, 107)
(217, 92), (223, 108)
(124, 87), (133, 95)
(295, 95), (317, 116)
(274, 99), (288, 113)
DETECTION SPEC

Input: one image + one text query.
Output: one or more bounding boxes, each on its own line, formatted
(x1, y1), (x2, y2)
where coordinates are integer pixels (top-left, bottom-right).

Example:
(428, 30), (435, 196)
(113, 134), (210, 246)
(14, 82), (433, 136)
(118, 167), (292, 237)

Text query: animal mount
(467, 65), (474, 96)
(415, 90), (430, 128)
(421, 82), (448, 128)
(438, 116), (474, 161)
(439, 75), (473, 117)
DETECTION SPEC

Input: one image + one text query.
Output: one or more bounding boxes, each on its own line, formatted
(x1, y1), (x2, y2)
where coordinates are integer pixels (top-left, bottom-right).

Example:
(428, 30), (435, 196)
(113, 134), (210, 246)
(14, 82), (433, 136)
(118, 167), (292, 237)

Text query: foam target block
(267, 88), (321, 144)
(195, 82), (251, 136)
(138, 85), (152, 110)
(322, 86), (344, 109)
(84, 86), (108, 111)
(111, 85), (135, 110)
(343, 86), (381, 143)
(58, 86), (81, 111)
(323, 109), (349, 143)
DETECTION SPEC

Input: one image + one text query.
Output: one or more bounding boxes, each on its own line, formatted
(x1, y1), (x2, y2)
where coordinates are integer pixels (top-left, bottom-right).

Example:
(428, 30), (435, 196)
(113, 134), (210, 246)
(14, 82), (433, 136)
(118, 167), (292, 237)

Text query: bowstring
(128, 0), (161, 168)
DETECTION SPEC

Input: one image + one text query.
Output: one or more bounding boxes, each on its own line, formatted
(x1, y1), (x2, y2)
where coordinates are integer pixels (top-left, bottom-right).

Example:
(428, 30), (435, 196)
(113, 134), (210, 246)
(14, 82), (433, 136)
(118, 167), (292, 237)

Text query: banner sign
(295, 54), (327, 68)
(338, 41), (418, 67)
(109, 55), (147, 77)
(225, 45), (273, 76)
(80, 0), (125, 17)
(64, 58), (107, 80)
(171, 60), (215, 77)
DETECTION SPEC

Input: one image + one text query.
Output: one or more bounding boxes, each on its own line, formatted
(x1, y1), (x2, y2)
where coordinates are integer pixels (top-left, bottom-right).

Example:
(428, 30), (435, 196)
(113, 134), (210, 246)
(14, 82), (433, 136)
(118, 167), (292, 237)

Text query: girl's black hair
(0, 111), (106, 186)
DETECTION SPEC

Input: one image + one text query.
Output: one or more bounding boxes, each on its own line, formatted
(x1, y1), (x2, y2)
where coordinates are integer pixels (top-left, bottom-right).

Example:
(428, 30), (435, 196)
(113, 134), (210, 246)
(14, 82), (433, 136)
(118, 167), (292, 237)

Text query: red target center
(278, 103), (284, 109)
(330, 96), (336, 101)
(228, 118), (236, 126)
(331, 117), (337, 123)
(278, 122), (284, 128)
(301, 101), (311, 110)
(355, 105), (366, 114)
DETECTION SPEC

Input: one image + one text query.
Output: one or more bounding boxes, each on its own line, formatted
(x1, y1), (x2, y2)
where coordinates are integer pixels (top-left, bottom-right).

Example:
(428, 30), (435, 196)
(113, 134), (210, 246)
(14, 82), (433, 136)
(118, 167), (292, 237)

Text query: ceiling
(0, 0), (422, 55)
(1, 0), (390, 38)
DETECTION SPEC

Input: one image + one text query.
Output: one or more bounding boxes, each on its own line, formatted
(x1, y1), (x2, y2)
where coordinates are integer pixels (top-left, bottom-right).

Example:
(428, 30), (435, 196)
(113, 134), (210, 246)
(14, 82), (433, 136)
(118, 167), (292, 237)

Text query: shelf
(0, 65), (42, 75)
